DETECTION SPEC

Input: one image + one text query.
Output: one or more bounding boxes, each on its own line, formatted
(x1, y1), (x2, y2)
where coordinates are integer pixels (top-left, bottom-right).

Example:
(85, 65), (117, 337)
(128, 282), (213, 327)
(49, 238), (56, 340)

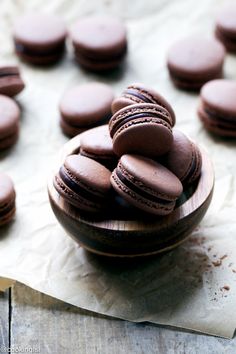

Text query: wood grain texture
(48, 129), (214, 257)
(0, 289), (9, 349)
(9, 282), (236, 354)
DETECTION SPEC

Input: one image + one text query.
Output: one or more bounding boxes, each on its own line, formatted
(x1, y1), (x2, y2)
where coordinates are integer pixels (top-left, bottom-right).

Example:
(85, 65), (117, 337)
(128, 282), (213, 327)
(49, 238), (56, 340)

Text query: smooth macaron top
(167, 36), (225, 78)
(200, 79), (236, 118)
(59, 82), (114, 125)
(216, 5), (236, 36)
(0, 95), (20, 137)
(70, 16), (127, 55)
(80, 125), (114, 157)
(118, 154), (183, 200)
(64, 155), (111, 194)
(0, 173), (15, 206)
(111, 83), (176, 124)
(13, 13), (67, 48)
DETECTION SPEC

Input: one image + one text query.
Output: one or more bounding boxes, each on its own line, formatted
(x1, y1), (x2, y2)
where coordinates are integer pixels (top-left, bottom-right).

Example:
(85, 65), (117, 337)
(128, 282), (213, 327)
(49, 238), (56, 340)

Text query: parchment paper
(0, 0), (236, 339)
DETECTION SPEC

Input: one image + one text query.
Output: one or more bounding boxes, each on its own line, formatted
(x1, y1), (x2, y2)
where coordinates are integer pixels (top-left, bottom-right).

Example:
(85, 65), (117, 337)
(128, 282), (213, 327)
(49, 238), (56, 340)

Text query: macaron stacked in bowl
(54, 83), (202, 217)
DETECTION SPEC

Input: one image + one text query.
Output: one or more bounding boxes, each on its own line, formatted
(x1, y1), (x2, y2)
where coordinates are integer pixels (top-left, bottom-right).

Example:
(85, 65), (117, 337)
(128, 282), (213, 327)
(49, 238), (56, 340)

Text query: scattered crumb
(220, 254), (227, 260)
(212, 260), (222, 267)
(221, 285), (230, 291)
(213, 254), (217, 258)
(232, 269), (236, 273)
(207, 247), (212, 252)
(228, 263), (233, 267)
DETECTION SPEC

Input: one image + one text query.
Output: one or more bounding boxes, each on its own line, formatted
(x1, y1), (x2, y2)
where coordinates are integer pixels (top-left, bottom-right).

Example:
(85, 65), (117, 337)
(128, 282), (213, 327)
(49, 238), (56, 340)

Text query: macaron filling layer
(74, 45), (127, 62)
(115, 168), (174, 206)
(123, 89), (156, 104)
(203, 107), (236, 126)
(169, 70), (223, 86)
(0, 71), (19, 78)
(59, 166), (105, 203)
(15, 42), (65, 57)
(0, 199), (15, 217)
(62, 114), (110, 129)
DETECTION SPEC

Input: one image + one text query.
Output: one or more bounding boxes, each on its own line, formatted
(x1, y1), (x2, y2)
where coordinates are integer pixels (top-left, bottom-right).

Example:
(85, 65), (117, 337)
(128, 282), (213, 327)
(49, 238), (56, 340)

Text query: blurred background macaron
(0, 65), (25, 97)
(0, 95), (20, 150)
(215, 4), (236, 53)
(59, 82), (114, 137)
(198, 79), (236, 137)
(0, 173), (16, 226)
(13, 13), (67, 65)
(167, 36), (225, 90)
(70, 16), (127, 72)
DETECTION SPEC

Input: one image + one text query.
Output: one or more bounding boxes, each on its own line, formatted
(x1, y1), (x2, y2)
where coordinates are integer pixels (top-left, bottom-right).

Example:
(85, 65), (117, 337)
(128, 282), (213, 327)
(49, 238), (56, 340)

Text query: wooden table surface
(0, 283), (235, 353)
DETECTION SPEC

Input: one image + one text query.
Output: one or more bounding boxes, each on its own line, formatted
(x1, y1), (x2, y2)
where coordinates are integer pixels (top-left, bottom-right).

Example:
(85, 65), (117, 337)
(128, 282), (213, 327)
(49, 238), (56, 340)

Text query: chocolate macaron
(215, 4), (236, 52)
(109, 103), (174, 157)
(80, 125), (117, 170)
(111, 83), (175, 124)
(70, 16), (127, 72)
(54, 154), (112, 213)
(167, 36), (225, 90)
(59, 82), (114, 137)
(111, 154), (183, 216)
(0, 95), (20, 150)
(0, 66), (24, 97)
(164, 130), (202, 185)
(198, 79), (236, 137)
(0, 173), (16, 226)
(13, 13), (67, 65)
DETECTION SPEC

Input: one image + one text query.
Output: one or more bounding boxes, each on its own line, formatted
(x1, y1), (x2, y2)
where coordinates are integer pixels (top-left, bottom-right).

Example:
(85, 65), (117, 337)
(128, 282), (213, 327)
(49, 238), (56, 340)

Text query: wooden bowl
(48, 129), (214, 258)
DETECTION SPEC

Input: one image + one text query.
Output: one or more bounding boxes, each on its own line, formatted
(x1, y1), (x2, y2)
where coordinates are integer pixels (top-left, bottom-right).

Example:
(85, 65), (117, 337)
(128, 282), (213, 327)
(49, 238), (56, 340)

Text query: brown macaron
(111, 83), (176, 124)
(0, 95), (20, 150)
(167, 36), (225, 90)
(13, 13), (67, 65)
(109, 103), (174, 157)
(0, 66), (25, 97)
(59, 82), (114, 137)
(164, 130), (202, 185)
(215, 4), (236, 52)
(0, 173), (16, 226)
(111, 154), (183, 216)
(53, 154), (112, 213)
(70, 16), (127, 72)
(80, 125), (117, 170)
(198, 79), (236, 137)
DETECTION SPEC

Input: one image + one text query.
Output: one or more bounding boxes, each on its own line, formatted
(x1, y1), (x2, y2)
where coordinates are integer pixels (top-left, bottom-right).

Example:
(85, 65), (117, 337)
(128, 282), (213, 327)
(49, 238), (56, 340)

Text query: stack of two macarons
(54, 84), (202, 217)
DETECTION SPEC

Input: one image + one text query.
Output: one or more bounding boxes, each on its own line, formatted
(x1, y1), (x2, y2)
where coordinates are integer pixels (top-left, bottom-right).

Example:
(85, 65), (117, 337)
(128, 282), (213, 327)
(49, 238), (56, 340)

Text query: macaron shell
(0, 173), (15, 206)
(60, 118), (85, 138)
(64, 155), (111, 195)
(80, 125), (115, 157)
(111, 170), (176, 216)
(71, 16), (127, 55)
(74, 53), (123, 72)
(59, 82), (114, 126)
(167, 37), (225, 79)
(0, 95), (20, 138)
(200, 79), (236, 119)
(13, 13), (67, 49)
(216, 5), (236, 37)
(164, 130), (195, 181)
(198, 103), (236, 137)
(215, 28), (236, 52)
(112, 121), (173, 157)
(119, 154), (183, 199)
(0, 66), (25, 97)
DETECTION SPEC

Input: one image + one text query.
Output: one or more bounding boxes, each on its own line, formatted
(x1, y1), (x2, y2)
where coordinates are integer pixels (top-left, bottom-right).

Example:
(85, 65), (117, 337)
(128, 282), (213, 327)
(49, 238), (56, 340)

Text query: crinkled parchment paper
(0, 0), (236, 338)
